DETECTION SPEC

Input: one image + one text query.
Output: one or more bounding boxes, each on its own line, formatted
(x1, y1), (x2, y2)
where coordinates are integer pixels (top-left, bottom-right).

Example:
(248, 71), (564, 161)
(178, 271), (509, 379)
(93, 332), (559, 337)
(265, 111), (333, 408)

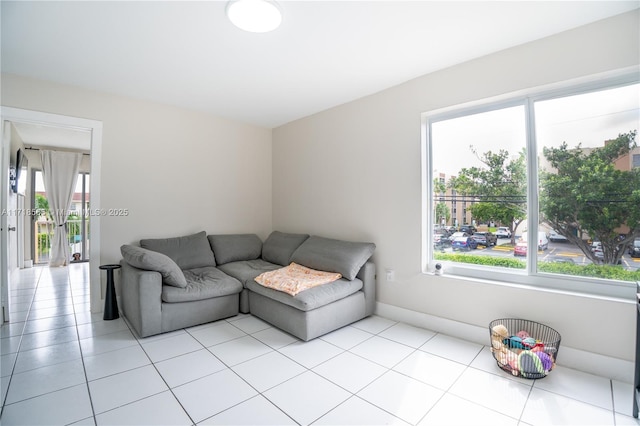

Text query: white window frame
(421, 68), (639, 300)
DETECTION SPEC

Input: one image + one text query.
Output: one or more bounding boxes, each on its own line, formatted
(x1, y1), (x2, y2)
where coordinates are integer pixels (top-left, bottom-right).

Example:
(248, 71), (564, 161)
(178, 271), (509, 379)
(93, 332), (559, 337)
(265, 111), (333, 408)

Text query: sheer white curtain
(40, 150), (82, 267)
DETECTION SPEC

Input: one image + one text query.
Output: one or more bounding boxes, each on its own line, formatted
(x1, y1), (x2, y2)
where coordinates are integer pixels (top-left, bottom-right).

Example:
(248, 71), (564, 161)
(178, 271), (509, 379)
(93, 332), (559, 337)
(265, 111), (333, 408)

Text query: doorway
(1, 107), (103, 321)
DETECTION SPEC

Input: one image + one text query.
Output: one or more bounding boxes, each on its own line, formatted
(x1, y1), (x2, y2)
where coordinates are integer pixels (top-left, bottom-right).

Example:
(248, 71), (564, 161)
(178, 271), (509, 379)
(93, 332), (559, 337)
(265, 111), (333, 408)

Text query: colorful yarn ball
(491, 337), (503, 350)
(518, 350), (545, 377)
(536, 351), (553, 371)
(506, 352), (519, 375)
(531, 342), (545, 352)
(516, 330), (530, 339)
(523, 337), (537, 347)
(509, 359), (519, 376)
(503, 336), (525, 349)
(492, 324), (509, 339)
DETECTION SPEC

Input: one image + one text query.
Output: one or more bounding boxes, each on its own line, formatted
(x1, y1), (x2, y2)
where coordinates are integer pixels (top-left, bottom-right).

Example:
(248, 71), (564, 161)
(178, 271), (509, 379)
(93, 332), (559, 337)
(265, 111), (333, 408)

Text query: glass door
(32, 170), (90, 264)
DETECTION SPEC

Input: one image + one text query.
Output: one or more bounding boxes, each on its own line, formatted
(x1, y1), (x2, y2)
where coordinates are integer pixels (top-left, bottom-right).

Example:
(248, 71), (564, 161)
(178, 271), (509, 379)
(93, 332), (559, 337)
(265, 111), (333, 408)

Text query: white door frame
(1, 121), (11, 323)
(0, 107), (103, 315)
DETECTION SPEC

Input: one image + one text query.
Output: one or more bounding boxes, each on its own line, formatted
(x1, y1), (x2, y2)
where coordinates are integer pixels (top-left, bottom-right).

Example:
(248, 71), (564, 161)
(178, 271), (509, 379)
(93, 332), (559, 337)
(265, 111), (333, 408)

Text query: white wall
(1, 74), (273, 265)
(273, 9), (640, 370)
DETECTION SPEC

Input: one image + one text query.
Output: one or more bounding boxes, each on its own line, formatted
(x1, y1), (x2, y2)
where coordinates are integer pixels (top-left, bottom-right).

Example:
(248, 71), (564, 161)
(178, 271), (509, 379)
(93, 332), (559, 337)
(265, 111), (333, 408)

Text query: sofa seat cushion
(216, 259), (282, 286)
(162, 266), (242, 303)
(245, 276), (363, 312)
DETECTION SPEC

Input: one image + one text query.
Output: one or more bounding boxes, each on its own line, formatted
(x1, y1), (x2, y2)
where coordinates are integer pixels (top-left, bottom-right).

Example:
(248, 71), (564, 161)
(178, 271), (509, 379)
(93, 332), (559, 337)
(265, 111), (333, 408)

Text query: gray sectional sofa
(119, 231), (376, 340)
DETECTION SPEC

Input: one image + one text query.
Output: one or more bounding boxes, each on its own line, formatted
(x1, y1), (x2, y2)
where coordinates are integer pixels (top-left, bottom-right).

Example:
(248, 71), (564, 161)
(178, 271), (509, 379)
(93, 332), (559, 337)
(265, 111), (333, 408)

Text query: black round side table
(100, 264), (121, 320)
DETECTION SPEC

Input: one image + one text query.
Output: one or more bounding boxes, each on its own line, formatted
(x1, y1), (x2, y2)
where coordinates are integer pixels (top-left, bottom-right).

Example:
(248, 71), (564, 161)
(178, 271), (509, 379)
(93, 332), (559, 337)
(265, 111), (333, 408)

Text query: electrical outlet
(386, 269), (395, 282)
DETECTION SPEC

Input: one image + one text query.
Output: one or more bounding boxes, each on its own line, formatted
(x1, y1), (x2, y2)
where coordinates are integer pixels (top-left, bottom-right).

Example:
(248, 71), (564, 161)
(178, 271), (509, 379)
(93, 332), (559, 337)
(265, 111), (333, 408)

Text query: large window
(424, 75), (639, 298)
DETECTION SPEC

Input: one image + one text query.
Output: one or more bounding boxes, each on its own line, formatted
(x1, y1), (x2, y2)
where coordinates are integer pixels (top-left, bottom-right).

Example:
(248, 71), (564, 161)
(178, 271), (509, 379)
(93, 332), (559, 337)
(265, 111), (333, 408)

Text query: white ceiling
(11, 122), (92, 153)
(2, 1), (639, 129)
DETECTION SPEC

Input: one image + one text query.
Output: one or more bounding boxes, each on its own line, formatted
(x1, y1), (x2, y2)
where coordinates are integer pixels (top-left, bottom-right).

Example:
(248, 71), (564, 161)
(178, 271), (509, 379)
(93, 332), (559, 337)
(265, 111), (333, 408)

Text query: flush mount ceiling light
(226, 0), (282, 33)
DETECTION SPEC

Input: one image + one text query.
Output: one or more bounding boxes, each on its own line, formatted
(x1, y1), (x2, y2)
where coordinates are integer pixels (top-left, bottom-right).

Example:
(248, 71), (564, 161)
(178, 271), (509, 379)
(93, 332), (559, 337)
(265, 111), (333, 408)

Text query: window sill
(425, 263), (636, 303)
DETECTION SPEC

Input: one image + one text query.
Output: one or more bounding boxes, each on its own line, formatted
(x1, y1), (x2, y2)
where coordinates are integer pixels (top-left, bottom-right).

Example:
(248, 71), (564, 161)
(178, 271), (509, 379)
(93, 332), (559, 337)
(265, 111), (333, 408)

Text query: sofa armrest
(120, 260), (163, 338)
(357, 261), (376, 316)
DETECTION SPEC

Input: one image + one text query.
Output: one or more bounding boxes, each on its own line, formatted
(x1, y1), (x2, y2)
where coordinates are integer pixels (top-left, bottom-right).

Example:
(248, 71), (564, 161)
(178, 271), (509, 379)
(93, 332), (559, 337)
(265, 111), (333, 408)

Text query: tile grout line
(77, 323), (177, 422)
(3, 265), (629, 425)
(196, 322), (303, 424)
(609, 379), (618, 425)
(130, 316), (199, 425)
(0, 267), (42, 418)
(70, 266), (100, 426)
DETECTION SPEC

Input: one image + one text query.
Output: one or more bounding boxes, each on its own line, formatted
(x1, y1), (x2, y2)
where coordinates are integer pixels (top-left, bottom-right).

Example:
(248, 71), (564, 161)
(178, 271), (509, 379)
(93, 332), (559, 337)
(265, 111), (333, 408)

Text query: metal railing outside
(34, 218), (89, 264)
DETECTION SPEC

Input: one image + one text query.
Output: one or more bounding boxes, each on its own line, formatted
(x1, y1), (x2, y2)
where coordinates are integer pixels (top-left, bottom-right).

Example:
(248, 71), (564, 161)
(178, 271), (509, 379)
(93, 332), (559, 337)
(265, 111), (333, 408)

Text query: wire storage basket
(489, 318), (561, 379)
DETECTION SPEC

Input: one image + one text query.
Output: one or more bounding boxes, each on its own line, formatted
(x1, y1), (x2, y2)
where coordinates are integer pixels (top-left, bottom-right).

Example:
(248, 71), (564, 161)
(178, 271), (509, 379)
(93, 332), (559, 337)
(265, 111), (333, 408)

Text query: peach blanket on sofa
(255, 262), (342, 296)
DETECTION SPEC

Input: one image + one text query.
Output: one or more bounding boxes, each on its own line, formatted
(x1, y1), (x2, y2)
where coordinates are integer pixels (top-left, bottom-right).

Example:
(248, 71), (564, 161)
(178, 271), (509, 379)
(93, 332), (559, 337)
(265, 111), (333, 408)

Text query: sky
(431, 83), (640, 178)
(35, 171), (89, 194)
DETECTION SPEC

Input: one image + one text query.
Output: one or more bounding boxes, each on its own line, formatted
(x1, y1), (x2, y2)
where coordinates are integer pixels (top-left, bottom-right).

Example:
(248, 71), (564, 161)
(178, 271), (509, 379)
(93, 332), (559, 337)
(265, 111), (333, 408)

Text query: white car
(521, 231), (549, 251)
(549, 230), (568, 242)
(495, 227), (512, 239)
(449, 231), (470, 239)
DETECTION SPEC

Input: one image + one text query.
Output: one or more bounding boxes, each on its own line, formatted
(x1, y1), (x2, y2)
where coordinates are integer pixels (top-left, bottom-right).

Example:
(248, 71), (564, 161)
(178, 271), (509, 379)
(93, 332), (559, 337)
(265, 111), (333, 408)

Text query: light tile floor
(1, 264), (638, 425)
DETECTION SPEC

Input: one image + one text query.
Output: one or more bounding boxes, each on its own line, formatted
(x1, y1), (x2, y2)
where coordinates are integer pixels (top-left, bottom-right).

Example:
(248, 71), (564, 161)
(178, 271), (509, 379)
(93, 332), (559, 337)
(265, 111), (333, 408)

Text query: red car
(514, 241), (527, 256)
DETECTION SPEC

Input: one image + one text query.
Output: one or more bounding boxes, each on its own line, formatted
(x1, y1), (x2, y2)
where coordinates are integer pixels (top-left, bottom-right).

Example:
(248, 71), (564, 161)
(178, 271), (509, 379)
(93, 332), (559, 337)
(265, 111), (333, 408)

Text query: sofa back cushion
(261, 231), (310, 266)
(140, 231), (216, 270)
(208, 234), (262, 265)
(120, 244), (187, 288)
(290, 236), (375, 281)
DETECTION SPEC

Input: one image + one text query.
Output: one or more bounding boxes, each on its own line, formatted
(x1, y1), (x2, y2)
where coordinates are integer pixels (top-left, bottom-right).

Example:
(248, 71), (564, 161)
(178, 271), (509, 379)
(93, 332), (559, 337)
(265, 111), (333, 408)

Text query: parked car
(520, 231), (549, 251)
(471, 231), (497, 247)
(591, 243), (623, 264)
(593, 246), (604, 259)
(435, 228), (452, 238)
(495, 227), (512, 239)
(449, 231), (470, 240)
(434, 233), (444, 245)
(549, 229), (568, 242)
(433, 232), (451, 247)
(451, 236), (478, 251)
(513, 241), (527, 256)
(459, 225), (477, 235)
(628, 239), (640, 258)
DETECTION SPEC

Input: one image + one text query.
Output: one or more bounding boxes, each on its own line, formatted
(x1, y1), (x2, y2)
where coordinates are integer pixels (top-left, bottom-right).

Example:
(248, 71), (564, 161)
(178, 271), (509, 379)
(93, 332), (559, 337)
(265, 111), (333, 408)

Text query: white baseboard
(375, 302), (633, 383)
